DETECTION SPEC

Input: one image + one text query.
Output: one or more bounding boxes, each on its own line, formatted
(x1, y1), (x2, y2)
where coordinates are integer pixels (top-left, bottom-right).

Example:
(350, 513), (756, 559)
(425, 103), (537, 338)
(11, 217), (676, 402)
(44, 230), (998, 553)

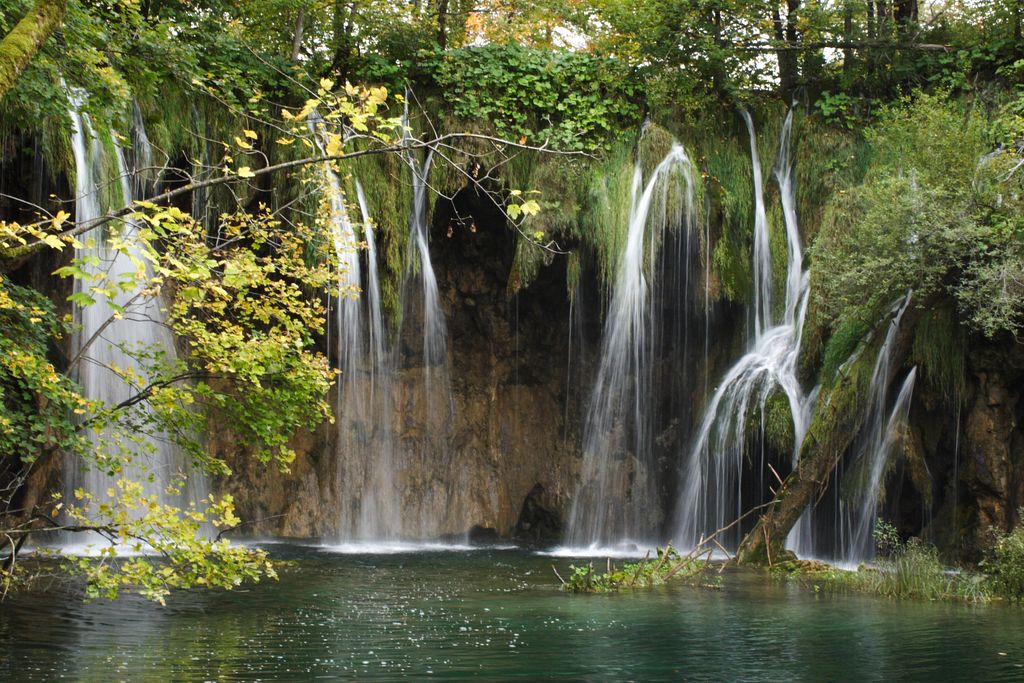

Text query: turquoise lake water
(2, 543), (1024, 681)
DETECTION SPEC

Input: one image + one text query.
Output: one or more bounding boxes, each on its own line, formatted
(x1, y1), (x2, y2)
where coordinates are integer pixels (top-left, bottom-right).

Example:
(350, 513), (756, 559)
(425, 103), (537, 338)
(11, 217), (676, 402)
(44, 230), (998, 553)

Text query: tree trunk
(894, 0), (916, 38)
(1015, 0), (1023, 51)
(877, 1), (890, 38)
(711, 7), (724, 93)
(291, 6), (306, 62)
(331, 0), (355, 77)
(843, 1), (854, 78)
(736, 305), (921, 565)
(773, 0), (801, 99)
(437, 0), (450, 49)
(0, 0), (68, 101)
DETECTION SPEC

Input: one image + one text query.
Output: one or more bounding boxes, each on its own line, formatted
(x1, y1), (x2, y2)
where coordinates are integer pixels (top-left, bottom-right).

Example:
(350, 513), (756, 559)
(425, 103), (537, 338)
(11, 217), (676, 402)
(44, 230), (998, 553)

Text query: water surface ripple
(2, 546), (1022, 681)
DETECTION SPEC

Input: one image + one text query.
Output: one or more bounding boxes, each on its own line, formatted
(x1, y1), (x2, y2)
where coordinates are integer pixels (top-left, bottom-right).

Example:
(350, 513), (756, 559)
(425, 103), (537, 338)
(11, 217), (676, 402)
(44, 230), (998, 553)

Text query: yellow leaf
(234, 136), (253, 150)
(325, 134), (343, 157)
(367, 86), (387, 106)
(319, 78), (334, 92)
(243, 129), (258, 140)
(521, 200), (541, 216)
(296, 98), (320, 121)
(42, 234), (65, 250)
(237, 167), (256, 179)
(51, 210), (70, 228)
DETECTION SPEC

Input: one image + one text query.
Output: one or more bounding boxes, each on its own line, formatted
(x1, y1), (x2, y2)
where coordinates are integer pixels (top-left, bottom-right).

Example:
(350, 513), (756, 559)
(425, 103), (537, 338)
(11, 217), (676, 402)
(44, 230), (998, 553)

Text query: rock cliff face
(960, 345), (1024, 557)
(902, 341), (1024, 562)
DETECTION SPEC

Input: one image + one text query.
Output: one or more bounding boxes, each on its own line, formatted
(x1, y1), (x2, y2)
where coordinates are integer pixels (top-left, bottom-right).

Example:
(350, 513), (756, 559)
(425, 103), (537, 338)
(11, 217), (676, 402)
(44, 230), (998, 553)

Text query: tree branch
(3, 133), (585, 263)
(735, 40), (950, 53)
(0, 0), (67, 100)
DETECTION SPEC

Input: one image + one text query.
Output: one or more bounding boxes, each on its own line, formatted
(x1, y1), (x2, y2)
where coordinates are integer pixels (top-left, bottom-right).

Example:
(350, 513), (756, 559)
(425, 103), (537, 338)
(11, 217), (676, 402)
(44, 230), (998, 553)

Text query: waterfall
(673, 110), (815, 552)
(406, 145), (451, 386)
(129, 99), (155, 198)
(356, 181), (388, 381)
(308, 117), (406, 540)
(565, 142), (698, 548)
(324, 100), (459, 541)
(834, 295), (916, 563)
(392, 102), (459, 539)
(346, 180), (401, 539)
(66, 101), (204, 537)
(749, 112), (773, 338)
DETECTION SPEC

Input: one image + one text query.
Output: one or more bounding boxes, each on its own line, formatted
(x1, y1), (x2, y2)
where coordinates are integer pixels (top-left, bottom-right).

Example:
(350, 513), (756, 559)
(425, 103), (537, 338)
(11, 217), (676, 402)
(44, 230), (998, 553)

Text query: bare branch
(7, 133), (586, 261)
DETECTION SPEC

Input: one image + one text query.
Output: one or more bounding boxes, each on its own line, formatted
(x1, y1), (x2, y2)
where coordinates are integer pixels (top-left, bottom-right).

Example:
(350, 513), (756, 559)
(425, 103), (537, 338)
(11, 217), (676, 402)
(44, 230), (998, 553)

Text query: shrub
(556, 545), (713, 593)
(800, 520), (991, 603)
(984, 515), (1024, 602)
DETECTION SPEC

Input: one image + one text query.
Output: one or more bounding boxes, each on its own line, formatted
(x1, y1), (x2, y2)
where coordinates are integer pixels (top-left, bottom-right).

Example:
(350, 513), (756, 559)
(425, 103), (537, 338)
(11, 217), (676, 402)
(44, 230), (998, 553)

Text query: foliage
(0, 276), (85, 464)
(0, 80), (413, 601)
(428, 43), (642, 151)
(0, 194), (336, 599)
(811, 93), (1024, 345)
(60, 483), (276, 605)
(798, 521), (991, 603)
(983, 513), (1024, 602)
(557, 545), (713, 593)
(814, 91), (857, 130)
(149, 203), (336, 469)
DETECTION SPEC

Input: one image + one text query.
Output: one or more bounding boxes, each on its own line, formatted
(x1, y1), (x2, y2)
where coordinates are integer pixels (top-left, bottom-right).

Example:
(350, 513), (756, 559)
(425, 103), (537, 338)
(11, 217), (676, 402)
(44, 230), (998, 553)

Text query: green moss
(793, 115), (867, 244)
(341, 145), (412, 330)
(910, 304), (967, 405)
(766, 201), (789, 319)
(802, 326), (880, 465)
(637, 123), (675, 180)
(820, 315), (872, 386)
(575, 138), (635, 293)
(747, 388), (796, 456)
(698, 126), (754, 305)
(508, 235), (554, 296)
(137, 85), (199, 161)
(764, 390), (796, 455)
(0, 0), (66, 100)
(566, 250), (581, 300)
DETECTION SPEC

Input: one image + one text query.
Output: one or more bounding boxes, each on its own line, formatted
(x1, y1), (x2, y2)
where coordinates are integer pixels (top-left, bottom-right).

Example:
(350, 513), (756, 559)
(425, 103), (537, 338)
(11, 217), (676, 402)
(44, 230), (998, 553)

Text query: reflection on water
(2, 545), (1024, 680)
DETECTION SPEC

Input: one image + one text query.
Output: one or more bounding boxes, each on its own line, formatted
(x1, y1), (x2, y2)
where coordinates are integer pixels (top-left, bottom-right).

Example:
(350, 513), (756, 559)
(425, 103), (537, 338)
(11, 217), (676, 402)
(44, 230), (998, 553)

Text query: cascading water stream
(347, 180), (401, 539)
(391, 102), (459, 539)
(835, 295), (917, 563)
(309, 117), (405, 539)
(673, 110), (815, 552)
(565, 143), (698, 549)
(356, 181), (388, 387)
(406, 147), (451, 391)
(67, 101), (204, 539)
